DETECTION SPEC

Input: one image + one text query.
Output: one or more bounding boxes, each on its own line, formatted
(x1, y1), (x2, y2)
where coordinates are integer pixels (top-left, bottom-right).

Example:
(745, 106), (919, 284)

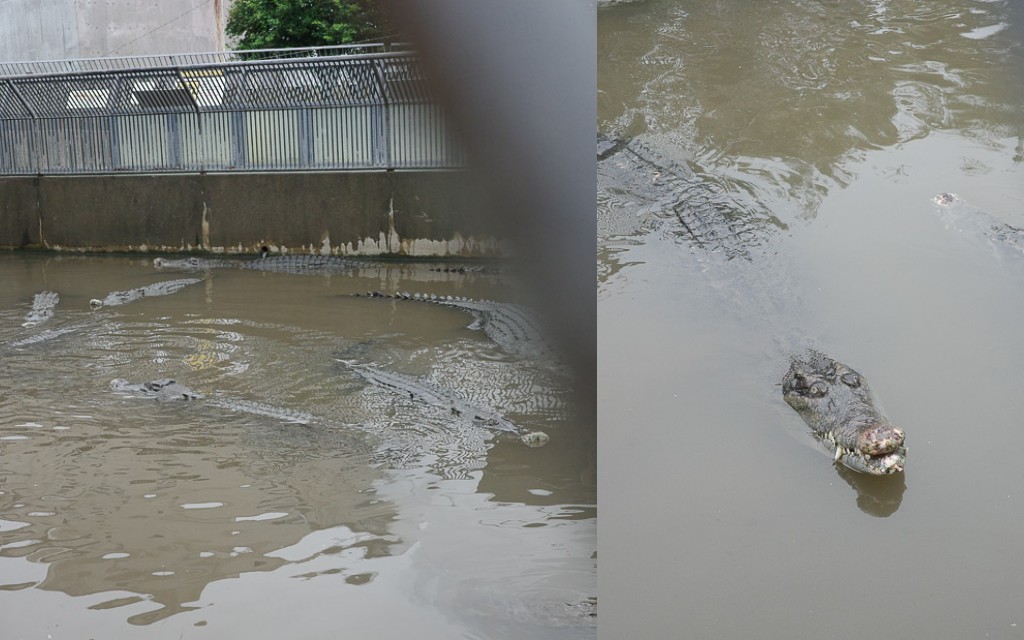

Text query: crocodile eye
(840, 373), (860, 387)
(808, 382), (828, 397)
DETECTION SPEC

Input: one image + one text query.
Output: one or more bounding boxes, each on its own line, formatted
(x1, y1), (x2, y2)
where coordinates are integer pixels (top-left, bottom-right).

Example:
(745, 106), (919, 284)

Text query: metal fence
(0, 45), (464, 174)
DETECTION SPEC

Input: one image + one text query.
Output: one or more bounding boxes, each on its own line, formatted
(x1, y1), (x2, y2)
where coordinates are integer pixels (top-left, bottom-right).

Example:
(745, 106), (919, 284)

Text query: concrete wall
(0, 0), (80, 61)
(0, 0), (230, 62)
(75, 0), (230, 57)
(0, 171), (504, 258)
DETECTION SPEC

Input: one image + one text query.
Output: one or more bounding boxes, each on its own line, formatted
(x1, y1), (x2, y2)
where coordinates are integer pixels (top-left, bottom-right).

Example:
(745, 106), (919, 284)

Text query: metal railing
(0, 45), (463, 174)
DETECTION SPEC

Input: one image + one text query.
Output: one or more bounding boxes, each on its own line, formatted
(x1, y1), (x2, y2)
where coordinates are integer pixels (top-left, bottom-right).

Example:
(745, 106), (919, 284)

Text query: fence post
(369, 59), (391, 169)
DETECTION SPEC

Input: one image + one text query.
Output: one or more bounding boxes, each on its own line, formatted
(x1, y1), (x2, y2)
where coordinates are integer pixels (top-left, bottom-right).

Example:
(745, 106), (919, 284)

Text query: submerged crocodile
(782, 353), (906, 475)
(340, 360), (549, 447)
(111, 378), (201, 401)
(90, 278), (203, 309)
(23, 292), (59, 327)
(8, 325), (82, 348)
(154, 254), (356, 274)
(110, 378), (315, 423)
(154, 254), (503, 276)
(598, 133), (786, 260)
(933, 192), (1024, 255)
(354, 292), (558, 364)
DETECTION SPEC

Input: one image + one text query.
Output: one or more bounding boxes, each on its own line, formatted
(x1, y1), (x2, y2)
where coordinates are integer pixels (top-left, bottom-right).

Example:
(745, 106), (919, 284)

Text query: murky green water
(599, 1), (1023, 637)
(0, 255), (595, 638)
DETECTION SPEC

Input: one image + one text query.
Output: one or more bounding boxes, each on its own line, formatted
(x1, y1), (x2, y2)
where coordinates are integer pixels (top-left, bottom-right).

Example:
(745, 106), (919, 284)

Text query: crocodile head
(145, 379), (202, 401)
(782, 353), (906, 475)
(471, 412), (519, 434)
(111, 378), (202, 401)
(22, 309), (54, 327)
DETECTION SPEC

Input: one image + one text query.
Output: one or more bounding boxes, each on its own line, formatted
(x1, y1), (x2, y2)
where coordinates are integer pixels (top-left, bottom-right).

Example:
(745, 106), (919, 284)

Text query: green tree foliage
(226, 0), (389, 50)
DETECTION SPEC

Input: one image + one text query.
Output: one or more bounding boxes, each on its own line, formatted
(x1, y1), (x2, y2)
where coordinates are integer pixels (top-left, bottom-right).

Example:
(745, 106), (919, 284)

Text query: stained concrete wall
(0, 171), (503, 258)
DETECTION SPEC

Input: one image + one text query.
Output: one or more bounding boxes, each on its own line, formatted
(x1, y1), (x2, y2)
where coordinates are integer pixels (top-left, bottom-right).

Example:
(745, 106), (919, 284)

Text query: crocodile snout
(857, 423), (905, 456)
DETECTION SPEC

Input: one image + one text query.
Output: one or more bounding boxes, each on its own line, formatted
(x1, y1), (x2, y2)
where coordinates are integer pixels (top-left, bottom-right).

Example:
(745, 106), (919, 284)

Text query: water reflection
(834, 465), (907, 518)
(0, 396), (391, 624)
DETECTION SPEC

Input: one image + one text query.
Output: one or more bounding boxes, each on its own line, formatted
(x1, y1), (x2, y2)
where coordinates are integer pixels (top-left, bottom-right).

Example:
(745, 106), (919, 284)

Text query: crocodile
(933, 192), (1024, 255)
(153, 254), (356, 274)
(23, 292), (59, 327)
(339, 360), (550, 447)
(597, 133), (786, 260)
(8, 325), (84, 348)
(110, 378), (315, 424)
(353, 292), (558, 364)
(205, 397), (316, 424)
(153, 254), (503, 276)
(110, 378), (201, 401)
(782, 352), (906, 475)
(90, 278), (203, 309)
(427, 265), (503, 274)
(601, 133), (907, 475)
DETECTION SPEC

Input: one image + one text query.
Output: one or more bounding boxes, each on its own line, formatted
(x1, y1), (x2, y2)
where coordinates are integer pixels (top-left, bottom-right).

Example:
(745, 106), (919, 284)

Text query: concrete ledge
(0, 171), (502, 257)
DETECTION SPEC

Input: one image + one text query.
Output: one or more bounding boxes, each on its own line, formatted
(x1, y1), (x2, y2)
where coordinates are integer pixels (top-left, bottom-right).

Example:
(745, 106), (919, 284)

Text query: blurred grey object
(387, 0), (597, 424)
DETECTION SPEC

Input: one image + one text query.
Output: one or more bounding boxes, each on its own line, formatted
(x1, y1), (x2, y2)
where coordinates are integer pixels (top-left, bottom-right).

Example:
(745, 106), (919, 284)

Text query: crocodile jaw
(823, 425), (907, 475)
(835, 446), (907, 475)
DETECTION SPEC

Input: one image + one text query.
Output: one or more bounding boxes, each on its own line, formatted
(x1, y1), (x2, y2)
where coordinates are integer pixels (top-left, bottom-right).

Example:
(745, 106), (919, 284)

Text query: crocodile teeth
(834, 446), (843, 461)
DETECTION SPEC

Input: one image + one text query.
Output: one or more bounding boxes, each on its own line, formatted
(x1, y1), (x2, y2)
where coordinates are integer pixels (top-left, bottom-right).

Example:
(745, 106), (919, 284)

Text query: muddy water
(600, 1), (1023, 638)
(0, 255), (595, 638)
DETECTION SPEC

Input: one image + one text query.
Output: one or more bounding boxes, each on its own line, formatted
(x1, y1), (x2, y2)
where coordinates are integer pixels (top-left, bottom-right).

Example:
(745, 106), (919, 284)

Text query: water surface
(599, 1), (1023, 637)
(0, 254), (595, 638)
